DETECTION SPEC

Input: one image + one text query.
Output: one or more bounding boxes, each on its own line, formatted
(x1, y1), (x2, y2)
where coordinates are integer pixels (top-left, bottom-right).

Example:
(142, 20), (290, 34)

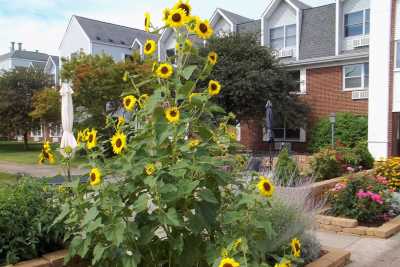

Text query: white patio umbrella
(60, 83), (77, 156)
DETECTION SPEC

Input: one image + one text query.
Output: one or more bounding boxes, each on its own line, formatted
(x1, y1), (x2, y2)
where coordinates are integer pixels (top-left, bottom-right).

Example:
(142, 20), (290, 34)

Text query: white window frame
(263, 127), (306, 143)
(343, 63), (369, 91)
(288, 69), (307, 95)
(49, 125), (63, 138)
(344, 9), (370, 38)
(31, 125), (43, 138)
(269, 24), (297, 50)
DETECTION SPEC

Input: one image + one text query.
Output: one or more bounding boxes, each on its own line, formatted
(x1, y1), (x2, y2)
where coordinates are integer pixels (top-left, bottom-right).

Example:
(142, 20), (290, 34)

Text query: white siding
(159, 31), (176, 61)
(393, 0), (400, 112)
(91, 43), (132, 62)
(342, 0), (370, 51)
(59, 17), (91, 59)
(213, 16), (232, 36)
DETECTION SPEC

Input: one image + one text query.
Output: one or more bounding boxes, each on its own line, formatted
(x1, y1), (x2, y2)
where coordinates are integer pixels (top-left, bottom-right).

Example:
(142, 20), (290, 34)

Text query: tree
(61, 53), (154, 128)
(202, 33), (309, 127)
(0, 67), (50, 149)
(30, 87), (61, 124)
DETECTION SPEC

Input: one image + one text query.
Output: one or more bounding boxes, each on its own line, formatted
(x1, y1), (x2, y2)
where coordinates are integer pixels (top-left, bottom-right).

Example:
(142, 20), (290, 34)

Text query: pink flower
(331, 182), (347, 192)
(356, 190), (369, 199)
(376, 176), (388, 185)
(371, 193), (384, 205)
(346, 166), (355, 173)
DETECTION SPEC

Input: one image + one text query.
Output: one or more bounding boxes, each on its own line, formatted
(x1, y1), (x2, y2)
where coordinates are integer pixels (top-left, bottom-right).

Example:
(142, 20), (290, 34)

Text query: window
(31, 126), (43, 137)
(288, 70), (301, 92)
(344, 9), (370, 37)
(166, 48), (176, 64)
(343, 63), (369, 90)
(270, 24), (296, 50)
(49, 125), (62, 137)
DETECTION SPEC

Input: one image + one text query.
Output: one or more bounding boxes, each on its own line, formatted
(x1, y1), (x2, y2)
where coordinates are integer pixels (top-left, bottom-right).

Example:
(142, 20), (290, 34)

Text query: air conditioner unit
(272, 48), (293, 58)
(352, 90), (369, 100)
(274, 142), (292, 151)
(353, 36), (369, 48)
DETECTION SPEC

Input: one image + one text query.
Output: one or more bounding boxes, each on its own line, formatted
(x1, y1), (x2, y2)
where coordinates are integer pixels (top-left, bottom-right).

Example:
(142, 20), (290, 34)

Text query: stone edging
(316, 215), (400, 238)
(305, 246), (351, 267)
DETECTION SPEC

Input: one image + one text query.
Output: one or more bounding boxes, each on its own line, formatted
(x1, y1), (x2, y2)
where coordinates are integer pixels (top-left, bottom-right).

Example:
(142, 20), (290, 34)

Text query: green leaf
(160, 208), (181, 227)
(198, 189), (219, 204)
(133, 194), (149, 213)
(122, 255), (138, 267)
(105, 221), (125, 246)
(87, 217), (103, 233)
(177, 180), (200, 197)
(208, 104), (226, 114)
(92, 243), (106, 265)
(82, 207), (99, 226)
(182, 65), (197, 80)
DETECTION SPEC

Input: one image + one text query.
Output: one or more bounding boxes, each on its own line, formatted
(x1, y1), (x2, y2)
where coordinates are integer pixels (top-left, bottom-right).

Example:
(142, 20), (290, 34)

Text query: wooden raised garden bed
(306, 246), (351, 267)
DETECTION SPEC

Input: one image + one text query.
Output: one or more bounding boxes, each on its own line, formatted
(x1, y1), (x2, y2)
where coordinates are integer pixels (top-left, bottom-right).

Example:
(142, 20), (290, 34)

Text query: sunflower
(167, 8), (188, 28)
(187, 16), (200, 33)
(39, 149), (55, 165)
(82, 128), (90, 142)
(111, 131), (127, 155)
(139, 94), (149, 108)
(227, 127), (237, 140)
(76, 131), (84, 144)
(144, 12), (151, 32)
(89, 168), (102, 186)
(291, 238), (301, 258)
(188, 139), (200, 149)
(156, 63), (174, 79)
(144, 163), (156, 176)
(274, 259), (292, 267)
(144, 40), (157, 56)
(208, 52), (218, 65)
(86, 129), (97, 150)
(195, 19), (213, 39)
(218, 257), (240, 267)
(123, 95), (137, 112)
(208, 80), (221, 96)
(117, 116), (125, 129)
(162, 8), (171, 26)
(173, 0), (192, 16)
(165, 107), (180, 124)
(257, 176), (275, 197)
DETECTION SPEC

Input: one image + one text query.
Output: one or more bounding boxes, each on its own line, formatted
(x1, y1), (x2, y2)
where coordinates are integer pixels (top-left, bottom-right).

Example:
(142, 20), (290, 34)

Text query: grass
(0, 172), (18, 185)
(0, 141), (85, 166)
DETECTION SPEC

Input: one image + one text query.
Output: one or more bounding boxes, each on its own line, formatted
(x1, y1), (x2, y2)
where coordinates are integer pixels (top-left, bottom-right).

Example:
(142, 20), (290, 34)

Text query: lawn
(0, 172), (18, 185)
(0, 141), (85, 166)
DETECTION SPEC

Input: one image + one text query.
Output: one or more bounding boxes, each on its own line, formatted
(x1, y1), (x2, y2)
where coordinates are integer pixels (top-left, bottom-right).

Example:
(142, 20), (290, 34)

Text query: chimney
(35, 50), (39, 53)
(17, 42), (22, 51)
(10, 42), (15, 52)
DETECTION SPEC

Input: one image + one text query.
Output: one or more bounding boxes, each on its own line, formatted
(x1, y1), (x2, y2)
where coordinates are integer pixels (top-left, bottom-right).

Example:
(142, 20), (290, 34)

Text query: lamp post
(329, 112), (336, 149)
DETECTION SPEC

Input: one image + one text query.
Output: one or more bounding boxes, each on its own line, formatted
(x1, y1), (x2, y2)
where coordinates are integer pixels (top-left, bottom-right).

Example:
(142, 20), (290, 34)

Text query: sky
(0, 0), (334, 56)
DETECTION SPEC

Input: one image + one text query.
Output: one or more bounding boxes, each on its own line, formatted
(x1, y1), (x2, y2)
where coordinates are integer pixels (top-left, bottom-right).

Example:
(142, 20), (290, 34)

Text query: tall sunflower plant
(56, 1), (307, 267)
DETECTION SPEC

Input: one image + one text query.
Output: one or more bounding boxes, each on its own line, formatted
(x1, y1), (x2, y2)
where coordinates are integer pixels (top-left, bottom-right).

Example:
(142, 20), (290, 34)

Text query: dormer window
(344, 9), (370, 38)
(270, 24), (296, 50)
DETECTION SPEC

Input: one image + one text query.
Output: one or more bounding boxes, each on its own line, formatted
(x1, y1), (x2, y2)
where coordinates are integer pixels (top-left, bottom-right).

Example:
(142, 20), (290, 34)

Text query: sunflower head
(188, 139), (200, 149)
(274, 259), (292, 267)
(208, 52), (218, 65)
(173, 0), (192, 16)
(123, 95), (137, 112)
(82, 128), (90, 142)
(162, 8), (171, 25)
(195, 19), (213, 39)
(144, 163), (156, 176)
(218, 257), (240, 267)
(144, 39), (157, 56)
(144, 12), (151, 32)
(111, 131), (127, 155)
(167, 8), (188, 28)
(156, 63), (174, 79)
(89, 168), (102, 186)
(86, 129), (97, 150)
(291, 238), (301, 258)
(257, 176), (275, 197)
(139, 94), (149, 108)
(117, 116), (125, 129)
(165, 106), (180, 124)
(208, 80), (222, 96)
(186, 16), (200, 33)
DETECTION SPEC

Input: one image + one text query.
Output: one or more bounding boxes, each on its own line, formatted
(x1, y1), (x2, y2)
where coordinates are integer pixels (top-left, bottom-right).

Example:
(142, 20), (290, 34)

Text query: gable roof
(290, 0), (311, 10)
(74, 15), (158, 48)
(217, 8), (254, 25)
(0, 50), (49, 62)
(262, 0), (311, 19)
(29, 61), (47, 70)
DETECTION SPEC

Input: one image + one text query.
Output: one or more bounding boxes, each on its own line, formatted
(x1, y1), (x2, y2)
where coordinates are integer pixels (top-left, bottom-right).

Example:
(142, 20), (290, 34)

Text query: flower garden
(1, 2), (400, 267)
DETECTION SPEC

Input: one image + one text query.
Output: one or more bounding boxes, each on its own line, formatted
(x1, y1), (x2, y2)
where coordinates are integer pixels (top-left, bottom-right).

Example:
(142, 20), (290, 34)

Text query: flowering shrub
(327, 175), (399, 223)
(375, 157), (400, 191)
(309, 148), (342, 181)
(56, 2), (315, 267)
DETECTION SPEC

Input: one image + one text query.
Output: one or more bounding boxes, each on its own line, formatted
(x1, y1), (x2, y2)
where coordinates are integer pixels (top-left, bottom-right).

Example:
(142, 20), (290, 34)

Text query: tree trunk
(23, 131), (29, 150)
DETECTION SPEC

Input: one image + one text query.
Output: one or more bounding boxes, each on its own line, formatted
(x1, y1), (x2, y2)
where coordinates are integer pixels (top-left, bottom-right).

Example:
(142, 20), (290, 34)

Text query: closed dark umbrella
(265, 101), (274, 171)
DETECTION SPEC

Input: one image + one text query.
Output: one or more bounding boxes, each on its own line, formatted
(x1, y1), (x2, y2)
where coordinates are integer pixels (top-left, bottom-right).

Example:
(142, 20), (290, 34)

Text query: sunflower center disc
(172, 13), (181, 22)
(91, 173), (96, 181)
(199, 23), (208, 33)
(116, 139), (122, 148)
(263, 182), (271, 191)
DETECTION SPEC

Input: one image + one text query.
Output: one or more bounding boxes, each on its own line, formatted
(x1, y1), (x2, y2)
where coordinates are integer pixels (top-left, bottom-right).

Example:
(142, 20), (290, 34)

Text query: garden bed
(305, 246), (350, 267)
(316, 214), (400, 238)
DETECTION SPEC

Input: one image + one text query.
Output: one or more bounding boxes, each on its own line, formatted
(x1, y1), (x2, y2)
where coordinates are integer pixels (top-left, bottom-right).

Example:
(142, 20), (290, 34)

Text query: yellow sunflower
(165, 107), (180, 124)
(291, 238), (301, 258)
(144, 12), (151, 32)
(208, 80), (222, 96)
(257, 176), (275, 197)
(123, 95), (137, 112)
(76, 131), (84, 144)
(274, 259), (292, 267)
(117, 116), (125, 129)
(38, 149), (55, 165)
(162, 8), (171, 26)
(139, 94), (149, 108)
(89, 168), (102, 186)
(195, 19), (213, 39)
(156, 63), (174, 79)
(82, 128), (90, 142)
(144, 39), (157, 56)
(187, 16), (200, 33)
(111, 131), (127, 155)
(144, 163), (156, 176)
(188, 139), (200, 149)
(208, 51), (218, 65)
(167, 8), (188, 28)
(86, 129), (97, 150)
(173, 0), (192, 16)
(218, 257), (240, 267)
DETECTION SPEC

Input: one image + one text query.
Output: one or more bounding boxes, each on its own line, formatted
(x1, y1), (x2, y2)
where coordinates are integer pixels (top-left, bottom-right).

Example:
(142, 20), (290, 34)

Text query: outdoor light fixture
(329, 112), (336, 149)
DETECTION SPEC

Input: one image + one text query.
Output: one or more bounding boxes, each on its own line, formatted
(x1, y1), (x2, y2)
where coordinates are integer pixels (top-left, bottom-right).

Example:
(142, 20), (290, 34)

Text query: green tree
(203, 33), (309, 127)
(61, 53), (154, 128)
(0, 67), (50, 149)
(30, 87), (61, 124)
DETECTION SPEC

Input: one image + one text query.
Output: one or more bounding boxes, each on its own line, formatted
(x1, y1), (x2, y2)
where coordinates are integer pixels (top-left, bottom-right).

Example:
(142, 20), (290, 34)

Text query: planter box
(306, 246), (351, 267)
(316, 214), (400, 239)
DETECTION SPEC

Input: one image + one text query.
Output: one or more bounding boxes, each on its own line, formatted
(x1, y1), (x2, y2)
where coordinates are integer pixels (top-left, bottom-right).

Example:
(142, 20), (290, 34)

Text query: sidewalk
(316, 230), (400, 267)
(0, 160), (87, 178)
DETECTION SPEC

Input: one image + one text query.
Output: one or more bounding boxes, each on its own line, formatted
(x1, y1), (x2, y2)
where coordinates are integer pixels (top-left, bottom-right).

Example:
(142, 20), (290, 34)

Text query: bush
(327, 175), (398, 223)
(274, 148), (300, 185)
(309, 148), (342, 181)
(309, 113), (368, 152)
(0, 179), (64, 265)
(375, 157), (400, 191)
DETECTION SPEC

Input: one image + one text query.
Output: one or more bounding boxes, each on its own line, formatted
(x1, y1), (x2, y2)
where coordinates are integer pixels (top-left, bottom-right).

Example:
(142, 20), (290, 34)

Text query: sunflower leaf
(182, 65), (197, 80)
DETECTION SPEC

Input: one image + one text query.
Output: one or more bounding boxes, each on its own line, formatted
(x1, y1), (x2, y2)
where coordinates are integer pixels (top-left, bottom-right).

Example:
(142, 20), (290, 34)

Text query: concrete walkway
(316, 230), (400, 267)
(0, 160), (86, 178)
